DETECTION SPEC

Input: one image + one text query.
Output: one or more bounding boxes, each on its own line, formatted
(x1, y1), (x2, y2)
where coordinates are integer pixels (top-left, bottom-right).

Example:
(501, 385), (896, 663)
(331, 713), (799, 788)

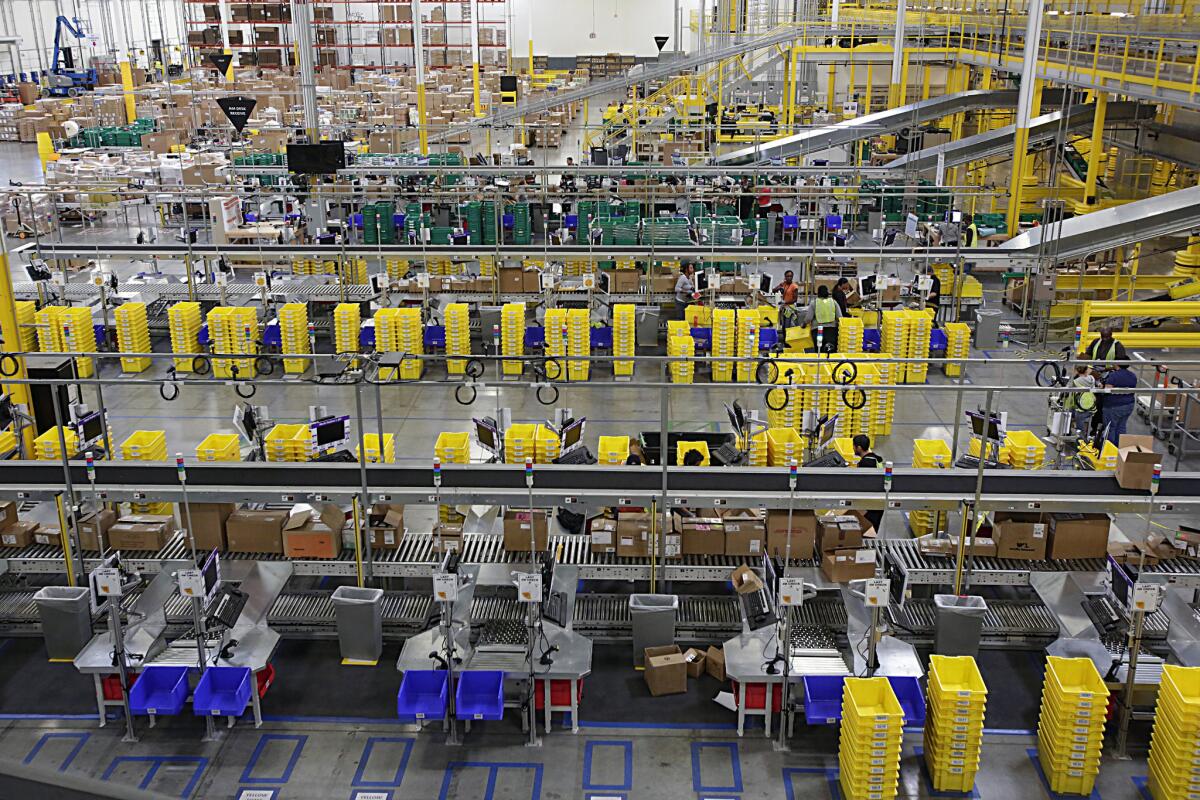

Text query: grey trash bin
(974, 308), (1002, 348)
(934, 594), (988, 657)
(635, 307), (661, 352)
(629, 594), (678, 666)
(33, 586), (93, 660)
(330, 586), (385, 663)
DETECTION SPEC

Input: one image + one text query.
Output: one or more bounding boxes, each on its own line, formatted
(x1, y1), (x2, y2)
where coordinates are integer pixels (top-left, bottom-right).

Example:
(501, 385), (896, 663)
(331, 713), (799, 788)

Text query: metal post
(1006, 0), (1045, 235)
(50, 391), (85, 582)
(525, 458), (540, 747)
(887, 0), (905, 107)
(353, 381), (374, 581)
(1114, 607), (1144, 758)
(470, 0), (482, 116)
(775, 461), (797, 751)
(957, 389), (992, 595)
(108, 595), (138, 742)
(175, 454), (218, 740)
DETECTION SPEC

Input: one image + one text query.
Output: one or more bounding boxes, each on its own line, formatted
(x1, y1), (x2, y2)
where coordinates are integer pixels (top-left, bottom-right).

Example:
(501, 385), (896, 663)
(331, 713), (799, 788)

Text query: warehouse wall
(2, 0), (186, 75)
(509, 0), (685, 58)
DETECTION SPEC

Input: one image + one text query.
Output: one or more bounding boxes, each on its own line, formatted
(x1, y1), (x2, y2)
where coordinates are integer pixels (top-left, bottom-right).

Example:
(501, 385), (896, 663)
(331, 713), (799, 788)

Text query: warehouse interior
(0, 0), (1198, 797)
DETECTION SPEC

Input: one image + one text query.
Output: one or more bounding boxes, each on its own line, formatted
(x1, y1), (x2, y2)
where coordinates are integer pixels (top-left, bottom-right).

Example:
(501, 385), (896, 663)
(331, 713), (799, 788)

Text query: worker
(773, 269), (800, 329)
(962, 214), (979, 247)
(809, 284), (843, 352)
(832, 277), (851, 316)
(1100, 362), (1137, 444)
(1062, 365), (1097, 440)
(675, 263), (700, 321)
(852, 435), (884, 532)
(1081, 324), (1128, 364)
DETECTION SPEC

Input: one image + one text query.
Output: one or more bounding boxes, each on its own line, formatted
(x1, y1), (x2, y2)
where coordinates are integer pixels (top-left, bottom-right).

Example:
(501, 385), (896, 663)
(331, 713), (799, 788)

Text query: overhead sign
(208, 53), (233, 75)
(654, 35), (669, 52)
(217, 95), (256, 132)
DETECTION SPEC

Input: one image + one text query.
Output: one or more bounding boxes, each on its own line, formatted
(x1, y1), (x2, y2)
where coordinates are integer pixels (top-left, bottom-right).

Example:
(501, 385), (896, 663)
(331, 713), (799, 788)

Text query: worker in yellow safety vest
(808, 284), (843, 353)
(1079, 325), (1127, 437)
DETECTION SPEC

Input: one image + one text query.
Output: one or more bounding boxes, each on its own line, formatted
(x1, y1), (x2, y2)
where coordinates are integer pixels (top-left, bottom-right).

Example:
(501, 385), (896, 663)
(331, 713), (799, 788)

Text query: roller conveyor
(882, 538), (1112, 592)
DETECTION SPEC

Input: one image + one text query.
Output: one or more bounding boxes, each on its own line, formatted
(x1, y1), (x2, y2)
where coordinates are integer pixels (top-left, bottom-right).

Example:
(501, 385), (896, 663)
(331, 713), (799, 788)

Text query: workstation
(0, 0), (1199, 796)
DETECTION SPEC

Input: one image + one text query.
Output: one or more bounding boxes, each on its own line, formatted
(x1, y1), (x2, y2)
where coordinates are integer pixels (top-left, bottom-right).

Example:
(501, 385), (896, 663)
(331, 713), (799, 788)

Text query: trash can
(934, 594), (988, 658)
(974, 308), (1001, 348)
(330, 586), (385, 663)
(629, 594), (678, 666)
(33, 586), (93, 660)
(635, 307), (661, 353)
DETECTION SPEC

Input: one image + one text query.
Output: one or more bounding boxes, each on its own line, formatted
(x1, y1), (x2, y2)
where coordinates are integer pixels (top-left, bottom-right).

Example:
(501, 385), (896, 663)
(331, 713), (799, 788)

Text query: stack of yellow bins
(544, 308), (569, 381)
(278, 303), (310, 374)
(943, 322), (971, 377)
(435, 432), (470, 465)
(501, 303), (525, 377)
(612, 304), (635, 378)
(169, 302), (203, 372)
(333, 303), (361, 367)
(386, 258), (410, 280)
(1037, 657), (1108, 797)
(342, 257), (368, 284)
(534, 424), (561, 463)
(925, 655), (987, 794)
(840, 678), (905, 800)
(1004, 430), (1046, 470)
(567, 308), (590, 381)
(114, 302), (151, 373)
(477, 256), (495, 277)
(739, 430), (768, 466)
(34, 426), (78, 460)
(1148, 664), (1200, 800)
(358, 433), (396, 463)
(504, 424), (537, 464)
(667, 329), (695, 383)
(13, 300), (36, 352)
(196, 433), (240, 462)
(49, 306), (97, 377)
(910, 439), (951, 534)
(711, 308), (736, 382)
(376, 308), (424, 380)
(264, 423), (313, 462)
(767, 427), (804, 466)
(34, 307), (64, 355)
(208, 306), (257, 379)
(735, 308), (758, 383)
(839, 316), (864, 353)
(444, 303), (471, 376)
(598, 436), (630, 465)
(121, 431), (172, 514)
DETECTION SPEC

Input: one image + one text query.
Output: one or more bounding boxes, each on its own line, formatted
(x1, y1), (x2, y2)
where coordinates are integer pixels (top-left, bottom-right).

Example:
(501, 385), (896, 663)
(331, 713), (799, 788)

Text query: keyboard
(553, 446), (596, 465)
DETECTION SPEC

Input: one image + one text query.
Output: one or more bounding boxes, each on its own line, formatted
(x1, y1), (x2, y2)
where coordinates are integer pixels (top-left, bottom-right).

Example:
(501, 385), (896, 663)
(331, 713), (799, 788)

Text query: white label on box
(177, 568), (205, 598)
(517, 572), (542, 603)
(433, 572), (458, 602)
(619, 536), (633, 547)
(384, 531), (395, 545)
(779, 577), (804, 606)
(749, 539), (761, 554)
(592, 530), (612, 545)
(1032, 523), (1045, 538)
(855, 549), (875, 564)
(1, 534), (13, 545)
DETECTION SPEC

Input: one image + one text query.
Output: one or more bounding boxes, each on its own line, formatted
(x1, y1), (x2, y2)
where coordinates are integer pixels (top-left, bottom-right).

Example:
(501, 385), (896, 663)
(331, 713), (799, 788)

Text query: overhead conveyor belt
(885, 101), (1155, 172)
(999, 184), (1200, 263)
(0, 462), (1197, 513)
(712, 89), (1030, 165)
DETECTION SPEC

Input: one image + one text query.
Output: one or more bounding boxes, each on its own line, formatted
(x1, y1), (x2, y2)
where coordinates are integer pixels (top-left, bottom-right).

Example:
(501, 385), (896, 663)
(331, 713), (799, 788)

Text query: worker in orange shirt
(773, 269), (800, 329)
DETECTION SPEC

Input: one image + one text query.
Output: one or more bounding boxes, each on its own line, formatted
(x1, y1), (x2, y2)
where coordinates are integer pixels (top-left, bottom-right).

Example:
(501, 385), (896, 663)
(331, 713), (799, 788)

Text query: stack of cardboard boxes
(818, 513), (876, 582)
(587, 507), (827, 561)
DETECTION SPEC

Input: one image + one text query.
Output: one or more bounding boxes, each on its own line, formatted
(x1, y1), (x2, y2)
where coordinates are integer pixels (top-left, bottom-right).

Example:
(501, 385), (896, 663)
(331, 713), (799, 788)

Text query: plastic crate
(803, 675), (847, 724)
(730, 681), (783, 712)
(886, 676), (925, 726)
(195, 433), (240, 462)
(675, 440), (710, 467)
(843, 677), (905, 724)
(192, 666), (252, 717)
(455, 670), (505, 721)
(1045, 656), (1110, 702)
(127, 665), (190, 716)
(534, 678), (583, 710)
(598, 436), (630, 465)
(120, 430), (167, 460)
(397, 670), (448, 721)
(929, 655), (987, 696)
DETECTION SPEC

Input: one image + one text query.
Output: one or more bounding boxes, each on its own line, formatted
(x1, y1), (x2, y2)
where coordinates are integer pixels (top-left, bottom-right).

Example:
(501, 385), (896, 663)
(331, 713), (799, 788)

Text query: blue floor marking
(1026, 748), (1101, 800)
(101, 755), (207, 799)
(783, 767), (837, 800)
(690, 741), (743, 794)
(1132, 776), (1151, 800)
(351, 737), (414, 788)
(240, 734), (307, 785)
(582, 740), (633, 792)
(23, 731), (89, 772)
(825, 768), (843, 799)
(912, 745), (981, 798)
(436, 761), (543, 800)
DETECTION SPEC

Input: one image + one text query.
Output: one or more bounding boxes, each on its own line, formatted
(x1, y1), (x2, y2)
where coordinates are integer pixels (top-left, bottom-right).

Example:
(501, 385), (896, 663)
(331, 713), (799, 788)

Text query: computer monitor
(0, 395), (13, 430)
(758, 274), (772, 293)
(947, 210), (963, 224)
(200, 549), (221, 603)
(474, 417), (501, 457)
(312, 416), (349, 448)
(967, 410), (1003, 441)
(695, 270), (709, 291)
(234, 402), (259, 443)
(77, 412), (103, 445)
(818, 413), (838, 449)
(859, 275), (877, 297)
(560, 417), (585, 451)
(725, 401), (748, 439)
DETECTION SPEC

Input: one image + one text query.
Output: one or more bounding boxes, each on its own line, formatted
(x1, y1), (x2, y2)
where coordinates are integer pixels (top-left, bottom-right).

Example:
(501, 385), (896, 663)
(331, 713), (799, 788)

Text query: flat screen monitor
(474, 418), (500, 455)
(286, 142), (346, 175)
(561, 418), (584, 450)
(313, 416), (349, 448)
(967, 411), (1002, 441)
(0, 395), (13, 430)
(819, 414), (838, 448)
(238, 403), (258, 442)
(695, 270), (709, 291)
(859, 275), (877, 296)
(201, 549), (221, 603)
(78, 412), (103, 444)
(589, 147), (608, 166)
(499, 75), (518, 93)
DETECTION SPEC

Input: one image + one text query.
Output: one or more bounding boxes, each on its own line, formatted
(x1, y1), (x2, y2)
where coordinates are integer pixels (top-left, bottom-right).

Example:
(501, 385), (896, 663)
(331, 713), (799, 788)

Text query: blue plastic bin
(127, 665), (190, 716)
(690, 327), (712, 352)
(198, 324), (211, 347)
(524, 326), (545, 349)
(863, 329), (881, 352)
(359, 325), (376, 348)
(192, 666), (252, 717)
(590, 326), (612, 350)
(929, 329), (948, 352)
(802, 675), (846, 724)
(887, 676), (926, 726)
(397, 670), (449, 721)
(759, 328), (778, 350)
(424, 325), (446, 349)
(455, 670), (505, 721)
(262, 320), (281, 347)
(565, 214), (579, 229)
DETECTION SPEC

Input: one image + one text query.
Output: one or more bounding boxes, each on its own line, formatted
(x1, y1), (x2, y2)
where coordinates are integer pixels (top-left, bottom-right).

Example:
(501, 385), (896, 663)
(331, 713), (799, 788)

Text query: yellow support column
(119, 61), (137, 124)
(1007, 0), (1045, 236)
(865, 64), (873, 113)
(920, 64), (931, 101)
(1175, 235), (1200, 278)
(1080, 91), (1107, 211)
(0, 253), (35, 456)
(827, 62), (837, 113)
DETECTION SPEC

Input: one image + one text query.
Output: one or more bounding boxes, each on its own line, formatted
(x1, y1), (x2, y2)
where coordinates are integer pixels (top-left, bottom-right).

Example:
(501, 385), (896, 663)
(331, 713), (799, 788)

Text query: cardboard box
(721, 508), (766, 557)
(992, 512), (1048, 560)
(1047, 513), (1111, 560)
(78, 509), (117, 551)
(643, 645), (687, 696)
(0, 520), (38, 548)
(226, 509), (287, 554)
(522, 269), (541, 293)
(617, 511), (652, 558)
(611, 269), (641, 293)
(284, 522), (343, 559)
(589, 515), (617, 554)
(503, 509), (548, 552)
(673, 510), (724, 555)
(1115, 434), (1160, 491)
(705, 645), (726, 681)
(108, 515), (175, 551)
(499, 266), (524, 293)
(367, 503), (405, 550)
(33, 525), (61, 547)
(766, 509), (816, 559)
(435, 523), (463, 553)
(821, 547), (877, 582)
(683, 647), (707, 678)
(0, 500), (16, 531)
(916, 534), (955, 557)
(729, 564), (764, 594)
(947, 536), (998, 558)
(186, 502), (236, 553)
(817, 514), (863, 553)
